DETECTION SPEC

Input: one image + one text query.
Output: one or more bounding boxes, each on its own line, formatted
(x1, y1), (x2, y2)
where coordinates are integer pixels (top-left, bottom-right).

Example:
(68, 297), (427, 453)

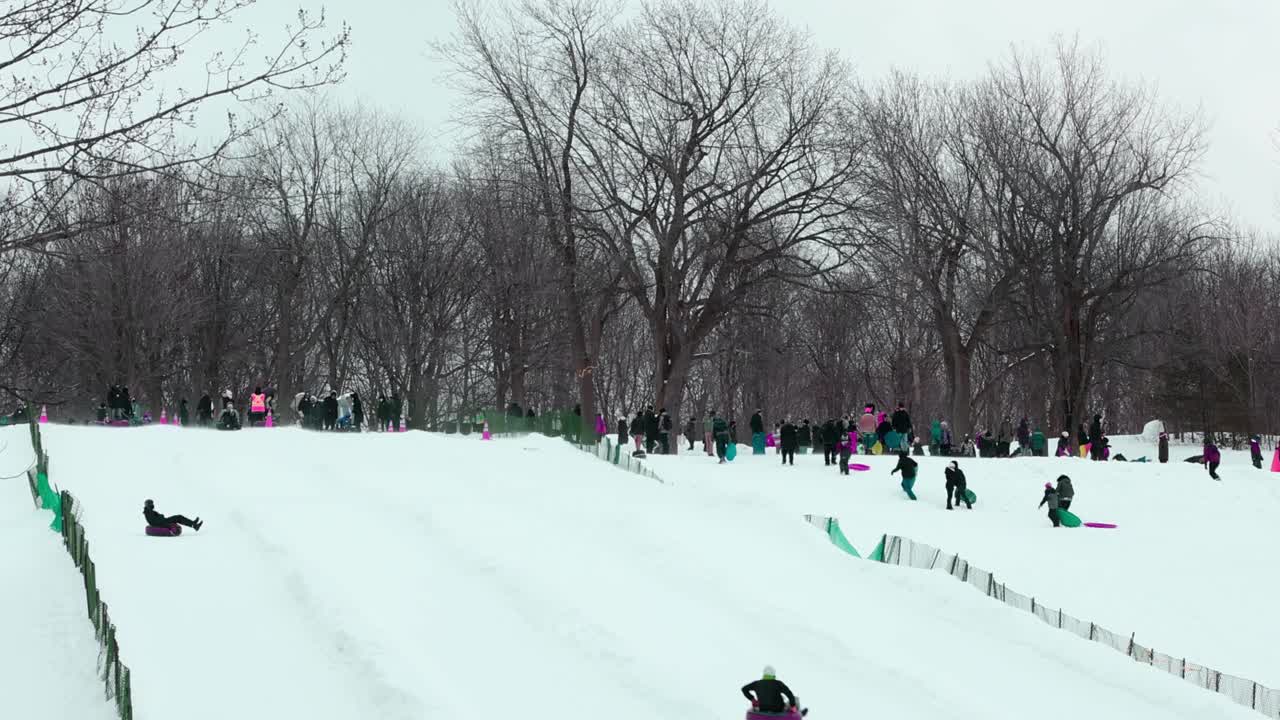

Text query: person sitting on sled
(144, 499), (203, 532)
(742, 666), (799, 715)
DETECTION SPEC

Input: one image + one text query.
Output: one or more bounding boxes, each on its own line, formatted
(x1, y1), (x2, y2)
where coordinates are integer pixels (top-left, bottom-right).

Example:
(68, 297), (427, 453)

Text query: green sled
(1058, 509), (1082, 527)
(726, 443), (737, 461)
(963, 488), (977, 504)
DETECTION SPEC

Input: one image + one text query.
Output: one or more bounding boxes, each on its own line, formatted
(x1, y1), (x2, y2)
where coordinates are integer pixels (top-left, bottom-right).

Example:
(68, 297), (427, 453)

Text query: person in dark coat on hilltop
(780, 419), (798, 466)
(644, 405), (659, 453)
(997, 417), (1013, 457)
(1158, 431), (1170, 464)
(351, 392), (364, 432)
(1055, 431), (1071, 457)
(96, 402), (109, 423)
(875, 412), (892, 447)
(742, 666), (798, 715)
(820, 417), (837, 466)
(891, 451), (918, 499)
(375, 395), (389, 431)
(1017, 417), (1032, 453)
(658, 408), (673, 455)
(178, 398), (190, 427)
(617, 415), (629, 447)
(1077, 423), (1090, 452)
(391, 394), (403, 430)
(712, 411), (730, 463)
(798, 419), (812, 455)
(322, 392), (339, 431)
(630, 410), (645, 452)
(1250, 435), (1263, 470)
(217, 400), (241, 431)
(729, 419), (739, 444)
(120, 386), (133, 418)
(1039, 483), (1061, 527)
(945, 460), (971, 510)
(837, 434), (852, 475)
(143, 499), (202, 532)
(1203, 438), (1222, 480)
(1088, 414), (1105, 460)
(685, 416), (697, 451)
(891, 402), (912, 449)
(749, 408), (765, 454)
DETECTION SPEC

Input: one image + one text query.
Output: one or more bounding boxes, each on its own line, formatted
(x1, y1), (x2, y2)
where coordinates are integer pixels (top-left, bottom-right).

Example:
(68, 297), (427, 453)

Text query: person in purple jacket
(1203, 439), (1221, 480)
(1250, 435), (1263, 470)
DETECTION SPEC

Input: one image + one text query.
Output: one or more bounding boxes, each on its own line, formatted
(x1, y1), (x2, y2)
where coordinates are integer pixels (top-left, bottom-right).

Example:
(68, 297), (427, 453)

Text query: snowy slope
(26, 424), (1264, 720)
(0, 437), (117, 720)
(647, 435), (1280, 688)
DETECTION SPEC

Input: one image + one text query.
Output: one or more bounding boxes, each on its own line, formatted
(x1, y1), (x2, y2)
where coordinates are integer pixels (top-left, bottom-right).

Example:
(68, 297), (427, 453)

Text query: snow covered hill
(9, 424), (1269, 720)
(647, 434), (1280, 689)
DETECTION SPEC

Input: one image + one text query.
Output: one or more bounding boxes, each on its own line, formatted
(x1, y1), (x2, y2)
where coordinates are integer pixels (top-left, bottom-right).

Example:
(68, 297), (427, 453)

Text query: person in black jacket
(143, 499), (202, 531)
(742, 666), (798, 715)
(351, 392), (364, 432)
(1039, 483), (1060, 527)
(820, 418), (836, 466)
(780, 419), (798, 466)
(630, 411), (645, 452)
(1158, 432), (1169, 464)
(891, 402), (912, 448)
(945, 461), (971, 510)
(644, 405), (659, 453)
(1055, 430), (1070, 457)
(658, 409), (672, 455)
(798, 420), (812, 454)
(1088, 414), (1104, 461)
(323, 392), (339, 431)
(891, 452), (919, 500)
(617, 415), (629, 447)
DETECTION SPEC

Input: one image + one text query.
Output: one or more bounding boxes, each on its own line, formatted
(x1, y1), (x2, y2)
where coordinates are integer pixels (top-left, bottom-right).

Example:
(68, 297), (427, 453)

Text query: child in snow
(837, 437), (852, 475)
(1203, 439), (1221, 480)
(945, 460), (971, 510)
(1055, 431), (1071, 457)
(891, 451), (918, 500)
(143, 499), (202, 532)
(1038, 483), (1060, 527)
(1250, 436), (1263, 470)
(742, 666), (799, 715)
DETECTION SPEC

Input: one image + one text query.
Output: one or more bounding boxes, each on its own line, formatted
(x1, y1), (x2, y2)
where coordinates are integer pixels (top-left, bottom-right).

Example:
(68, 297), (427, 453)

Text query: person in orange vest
(248, 386), (267, 427)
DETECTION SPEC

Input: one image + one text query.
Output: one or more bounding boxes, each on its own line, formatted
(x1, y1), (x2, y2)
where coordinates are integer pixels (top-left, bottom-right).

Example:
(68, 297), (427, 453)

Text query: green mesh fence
(26, 420), (133, 720)
(480, 408), (597, 444)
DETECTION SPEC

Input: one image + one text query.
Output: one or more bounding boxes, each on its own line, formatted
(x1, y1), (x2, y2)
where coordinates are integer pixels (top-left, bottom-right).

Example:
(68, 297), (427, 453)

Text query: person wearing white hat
(742, 665), (798, 715)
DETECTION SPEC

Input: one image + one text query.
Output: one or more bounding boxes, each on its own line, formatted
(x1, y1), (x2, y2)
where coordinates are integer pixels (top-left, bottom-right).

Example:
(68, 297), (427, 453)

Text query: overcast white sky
(232, 0), (1280, 229)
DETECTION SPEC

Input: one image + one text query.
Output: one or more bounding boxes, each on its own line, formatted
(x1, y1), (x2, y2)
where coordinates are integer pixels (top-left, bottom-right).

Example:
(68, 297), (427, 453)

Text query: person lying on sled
(742, 665), (797, 714)
(144, 499), (202, 532)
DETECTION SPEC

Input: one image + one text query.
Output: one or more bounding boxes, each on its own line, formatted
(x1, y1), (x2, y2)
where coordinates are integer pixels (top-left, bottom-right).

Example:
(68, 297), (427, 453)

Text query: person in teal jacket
(891, 452), (919, 500)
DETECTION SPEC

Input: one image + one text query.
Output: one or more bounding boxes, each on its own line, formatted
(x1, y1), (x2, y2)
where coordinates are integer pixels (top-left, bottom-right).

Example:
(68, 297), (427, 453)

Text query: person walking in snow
(703, 413), (714, 456)
(858, 406), (876, 454)
(644, 406), (659, 454)
(713, 411), (730, 463)
(1016, 417), (1032, 455)
(891, 451), (919, 500)
(322, 392), (339, 431)
(939, 420), (952, 457)
(351, 392), (364, 432)
(798, 419), (812, 455)
(659, 408), (673, 455)
(820, 417), (837, 466)
(685, 416), (697, 451)
(1089, 414), (1105, 461)
(1203, 438), (1222, 480)
(178, 398), (190, 427)
(930, 418), (943, 455)
(750, 408), (766, 455)
(945, 460), (971, 510)
(997, 417), (1013, 457)
(780, 418), (798, 466)
(1039, 483), (1061, 527)
(617, 415), (629, 447)
(1250, 435), (1263, 470)
(1158, 431), (1169, 464)
(741, 666), (798, 716)
(1031, 426), (1047, 457)
(143, 499), (202, 532)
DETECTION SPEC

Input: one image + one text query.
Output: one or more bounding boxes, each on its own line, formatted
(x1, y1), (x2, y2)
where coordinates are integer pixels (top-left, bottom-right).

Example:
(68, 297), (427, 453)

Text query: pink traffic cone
(482, 420), (492, 440)
(160, 409), (168, 424)
(265, 410), (274, 428)
(1272, 447), (1280, 473)
(398, 418), (406, 433)
(38, 405), (47, 424)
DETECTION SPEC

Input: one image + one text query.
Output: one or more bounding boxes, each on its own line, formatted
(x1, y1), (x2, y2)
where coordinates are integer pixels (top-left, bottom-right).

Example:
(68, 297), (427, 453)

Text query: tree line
(1, 0), (1276, 444)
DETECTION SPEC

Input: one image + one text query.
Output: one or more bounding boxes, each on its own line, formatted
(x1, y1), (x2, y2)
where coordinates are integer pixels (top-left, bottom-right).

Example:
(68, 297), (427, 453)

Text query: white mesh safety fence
(876, 534), (1280, 718)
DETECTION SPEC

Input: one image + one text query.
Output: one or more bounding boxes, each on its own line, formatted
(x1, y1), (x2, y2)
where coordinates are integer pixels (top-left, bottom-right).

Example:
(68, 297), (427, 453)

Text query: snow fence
(872, 532), (1280, 718)
(26, 419), (133, 720)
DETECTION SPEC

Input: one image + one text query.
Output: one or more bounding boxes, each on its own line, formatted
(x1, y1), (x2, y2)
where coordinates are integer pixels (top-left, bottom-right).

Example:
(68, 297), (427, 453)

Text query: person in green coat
(1031, 428), (1047, 457)
(930, 419), (943, 455)
(712, 412), (730, 463)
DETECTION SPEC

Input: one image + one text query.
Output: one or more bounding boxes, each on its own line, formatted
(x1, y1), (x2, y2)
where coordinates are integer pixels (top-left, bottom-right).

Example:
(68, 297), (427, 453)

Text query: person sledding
(891, 451), (918, 500)
(945, 460), (971, 510)
(1038, 483), (1060, 527)
(144, 499), (202, 532)
(742, 666), (806, 717)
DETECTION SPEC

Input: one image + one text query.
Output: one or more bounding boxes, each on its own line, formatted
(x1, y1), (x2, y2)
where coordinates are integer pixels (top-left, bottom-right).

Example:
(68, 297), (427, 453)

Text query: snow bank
(28, 424), (1262, 720)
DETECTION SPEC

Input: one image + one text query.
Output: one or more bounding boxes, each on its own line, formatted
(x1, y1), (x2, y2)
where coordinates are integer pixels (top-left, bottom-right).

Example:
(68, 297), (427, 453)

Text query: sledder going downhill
(743, 666), (808, 719)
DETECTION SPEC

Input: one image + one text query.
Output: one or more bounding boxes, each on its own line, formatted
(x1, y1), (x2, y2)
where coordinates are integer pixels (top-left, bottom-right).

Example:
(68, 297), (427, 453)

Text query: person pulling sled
(743, 665), (806, 718)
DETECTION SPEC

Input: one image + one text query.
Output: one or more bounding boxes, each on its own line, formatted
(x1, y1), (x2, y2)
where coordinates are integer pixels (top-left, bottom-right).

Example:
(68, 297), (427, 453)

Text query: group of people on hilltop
(294, 391), (403, 432)
(620, 406), (677, 456)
